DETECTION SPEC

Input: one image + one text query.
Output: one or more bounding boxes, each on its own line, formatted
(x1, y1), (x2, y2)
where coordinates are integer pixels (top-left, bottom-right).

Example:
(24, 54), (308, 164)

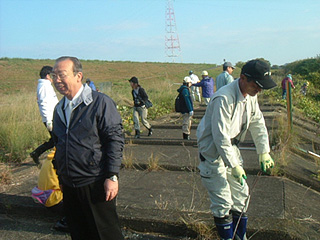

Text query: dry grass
(154, 194), (169, 210)
(147, 152), (161, 171)
(270, 114), (300, 176)
(0, 58), (220, 95)
(0, 89), (49, 162)
(179, 215), (217, 240)
(122, 148), (135, 169)
(0, 163), (11, 185)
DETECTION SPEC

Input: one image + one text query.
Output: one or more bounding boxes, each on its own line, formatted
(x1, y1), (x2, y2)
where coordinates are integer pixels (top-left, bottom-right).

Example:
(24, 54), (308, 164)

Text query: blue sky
(1, 0), (320, 66)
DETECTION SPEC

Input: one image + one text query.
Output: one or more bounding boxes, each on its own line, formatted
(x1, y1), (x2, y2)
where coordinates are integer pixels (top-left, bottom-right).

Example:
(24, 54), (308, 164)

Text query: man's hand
(104, 178), (119, 201)
(259, 153), (274, 173)
(189, 111), (194, 116)
(232, 165), (247, 186)
(46, 121), (53, 132)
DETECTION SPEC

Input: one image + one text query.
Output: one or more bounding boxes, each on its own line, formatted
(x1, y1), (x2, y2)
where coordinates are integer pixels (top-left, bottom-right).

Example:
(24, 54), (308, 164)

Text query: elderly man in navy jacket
(52, 56), (124, 240)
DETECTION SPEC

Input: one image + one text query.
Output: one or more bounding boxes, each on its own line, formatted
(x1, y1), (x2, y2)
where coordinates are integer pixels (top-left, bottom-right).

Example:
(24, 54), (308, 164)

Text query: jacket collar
(73, 84), (93, 108)
(56, 84), (93, 126)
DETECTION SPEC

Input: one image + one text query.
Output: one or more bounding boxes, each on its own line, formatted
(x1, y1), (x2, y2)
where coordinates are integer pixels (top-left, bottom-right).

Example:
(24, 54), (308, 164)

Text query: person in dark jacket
(52, 56), (124, 240)
(177, 76), (194, 140)
(129, 76), (152, 138)
(193, 71), (214, 106)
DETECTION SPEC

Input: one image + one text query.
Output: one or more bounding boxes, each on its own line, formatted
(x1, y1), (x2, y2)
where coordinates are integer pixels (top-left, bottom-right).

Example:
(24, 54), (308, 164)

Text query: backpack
(175, 91), (184, 112)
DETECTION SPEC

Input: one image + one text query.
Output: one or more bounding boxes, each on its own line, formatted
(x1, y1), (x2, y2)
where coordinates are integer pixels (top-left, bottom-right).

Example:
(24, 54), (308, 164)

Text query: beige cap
(202, 70), (208, 76)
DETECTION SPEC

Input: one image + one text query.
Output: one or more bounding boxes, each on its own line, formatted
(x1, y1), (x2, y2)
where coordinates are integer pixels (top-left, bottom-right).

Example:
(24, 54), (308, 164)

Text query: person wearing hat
(192, 70), (214, 106)
(281, 74), (295, 99)
(129, 76), (153, 138)
(177, 76), (194, 140)
(216, 62), (235, 91)
(189, 70), (201, 103)
(196, 59), (276, 240)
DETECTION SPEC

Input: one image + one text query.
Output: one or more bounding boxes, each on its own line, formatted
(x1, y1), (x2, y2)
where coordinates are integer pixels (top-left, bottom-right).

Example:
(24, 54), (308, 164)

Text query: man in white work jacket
(197, 59), (276, 240)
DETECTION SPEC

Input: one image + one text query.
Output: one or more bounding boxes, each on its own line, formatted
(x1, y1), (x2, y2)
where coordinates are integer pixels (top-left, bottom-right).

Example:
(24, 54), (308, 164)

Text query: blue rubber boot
(214, 216), (234, 240)
(233, 215), (248, 240)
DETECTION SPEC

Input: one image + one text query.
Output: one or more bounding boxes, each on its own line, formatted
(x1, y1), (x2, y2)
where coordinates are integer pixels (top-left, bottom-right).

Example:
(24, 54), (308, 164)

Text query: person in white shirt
(197, 59), (276, 240)
(30, 66), (58, 165)
(189, 70), (201, 103)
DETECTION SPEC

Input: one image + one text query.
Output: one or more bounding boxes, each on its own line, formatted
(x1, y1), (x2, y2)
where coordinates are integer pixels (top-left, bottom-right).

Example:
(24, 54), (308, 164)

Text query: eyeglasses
(51, 72), (78, 81)
(50, 73), (68, 80)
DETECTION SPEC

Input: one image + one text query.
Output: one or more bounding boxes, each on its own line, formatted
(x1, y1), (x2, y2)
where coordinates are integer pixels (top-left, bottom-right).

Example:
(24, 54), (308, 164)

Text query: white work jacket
(37, 79), (59, 123)
(189, 73), (200, 84)
(196, 79), (270, 168)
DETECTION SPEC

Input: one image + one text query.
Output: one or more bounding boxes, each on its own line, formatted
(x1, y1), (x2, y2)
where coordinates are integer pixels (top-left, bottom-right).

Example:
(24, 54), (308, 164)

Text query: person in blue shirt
(216, 62), (235, 91)
(192, 71), (214, 106)
(86, 78), (97, 91)
(177, 76), (194, 140)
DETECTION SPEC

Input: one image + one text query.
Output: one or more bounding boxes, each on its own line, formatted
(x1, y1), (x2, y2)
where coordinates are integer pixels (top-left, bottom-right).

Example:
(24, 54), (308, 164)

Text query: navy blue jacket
(193, 76), (214, 98)
(52, 84), (124, 187)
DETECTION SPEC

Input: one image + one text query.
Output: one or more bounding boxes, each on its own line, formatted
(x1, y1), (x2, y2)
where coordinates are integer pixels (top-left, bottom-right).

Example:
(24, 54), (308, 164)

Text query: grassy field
(0, 58), (319, 164)
(0, 58), (222, 94)
(0, 58), (223, 163)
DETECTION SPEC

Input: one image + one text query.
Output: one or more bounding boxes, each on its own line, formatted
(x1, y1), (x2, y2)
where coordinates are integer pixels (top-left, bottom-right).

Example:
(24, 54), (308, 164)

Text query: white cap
(202, 70), (208, 76)
(183, 76), (192, 83)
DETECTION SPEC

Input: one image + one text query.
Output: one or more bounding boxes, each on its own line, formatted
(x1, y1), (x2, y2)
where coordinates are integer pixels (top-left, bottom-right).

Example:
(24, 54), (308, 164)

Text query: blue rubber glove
(259, 153), (274, 173)
(232, 165), (247, 186)
(189, 111), (194, 116)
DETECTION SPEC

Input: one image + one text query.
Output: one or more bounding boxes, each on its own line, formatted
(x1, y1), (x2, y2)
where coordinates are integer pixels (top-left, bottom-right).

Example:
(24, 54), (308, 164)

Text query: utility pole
(165, 0), (181, 63)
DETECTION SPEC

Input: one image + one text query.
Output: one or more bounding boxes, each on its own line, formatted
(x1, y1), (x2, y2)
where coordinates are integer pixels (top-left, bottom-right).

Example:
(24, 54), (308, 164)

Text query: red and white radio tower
(165, 0), (181, 62)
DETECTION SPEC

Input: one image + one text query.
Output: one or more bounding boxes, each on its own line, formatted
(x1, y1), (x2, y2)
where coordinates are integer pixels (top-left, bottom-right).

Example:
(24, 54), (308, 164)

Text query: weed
(179, 215), (217, 240)
(147, 152), (161, 171)
(270, 114), (299, 176)
(122, 148), (135, 169)
(154, 194), (168, 210)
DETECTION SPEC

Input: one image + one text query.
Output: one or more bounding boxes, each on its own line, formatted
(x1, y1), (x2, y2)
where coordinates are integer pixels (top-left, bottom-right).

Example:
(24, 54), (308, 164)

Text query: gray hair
(55, 56), (83, 76)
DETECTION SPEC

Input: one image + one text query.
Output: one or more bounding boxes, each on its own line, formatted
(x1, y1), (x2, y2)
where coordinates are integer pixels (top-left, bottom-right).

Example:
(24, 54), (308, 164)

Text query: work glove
(232, 165), (247, 186)
(259, 153), (274, 173)
(189, 111), (194, 116)
(46, 121), (53, 132)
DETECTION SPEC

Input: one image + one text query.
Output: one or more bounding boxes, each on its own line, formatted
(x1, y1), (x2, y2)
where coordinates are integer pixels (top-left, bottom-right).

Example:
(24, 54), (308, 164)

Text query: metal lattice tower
(165, 0), (181, 62)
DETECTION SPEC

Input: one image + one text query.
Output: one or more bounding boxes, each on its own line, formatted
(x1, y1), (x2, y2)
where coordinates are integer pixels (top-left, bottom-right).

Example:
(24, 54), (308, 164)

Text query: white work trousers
(133, 106), (151, 131)
(182, 113), (192, 135)
(198, 145), (249, 217)
(191, 86), (201, 102)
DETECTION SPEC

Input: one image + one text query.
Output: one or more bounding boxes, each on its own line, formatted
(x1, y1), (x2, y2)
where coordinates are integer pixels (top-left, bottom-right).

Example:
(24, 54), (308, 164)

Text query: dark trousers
(47, 201), (64, 216)
(63, 179), (124, 240)
(32, 122), (54, 156)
